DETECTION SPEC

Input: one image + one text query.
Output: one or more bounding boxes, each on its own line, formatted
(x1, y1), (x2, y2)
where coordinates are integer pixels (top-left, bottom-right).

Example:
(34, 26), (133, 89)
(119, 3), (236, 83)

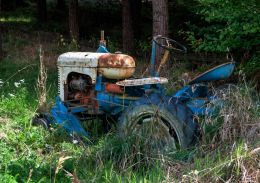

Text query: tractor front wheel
(32, 114), (52, 129)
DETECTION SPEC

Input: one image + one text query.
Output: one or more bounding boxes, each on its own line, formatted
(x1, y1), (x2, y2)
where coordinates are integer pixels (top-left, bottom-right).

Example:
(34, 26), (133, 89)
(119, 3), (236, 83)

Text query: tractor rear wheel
(118, 94), (198, 152)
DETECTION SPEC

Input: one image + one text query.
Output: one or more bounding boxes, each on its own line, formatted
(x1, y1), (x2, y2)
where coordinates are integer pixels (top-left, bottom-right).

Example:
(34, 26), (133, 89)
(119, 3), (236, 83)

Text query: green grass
(0, 16), (34, 23)
(0, 7), (36, 24)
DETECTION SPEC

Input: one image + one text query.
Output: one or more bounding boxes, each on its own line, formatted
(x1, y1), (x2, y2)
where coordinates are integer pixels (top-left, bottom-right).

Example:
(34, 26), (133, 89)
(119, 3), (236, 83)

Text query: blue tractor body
(36, 35), (235, 148)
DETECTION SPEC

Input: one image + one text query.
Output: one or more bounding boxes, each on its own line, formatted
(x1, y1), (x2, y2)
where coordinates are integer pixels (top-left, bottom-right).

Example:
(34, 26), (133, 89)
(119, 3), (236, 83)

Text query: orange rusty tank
(98, 53), (135, 79)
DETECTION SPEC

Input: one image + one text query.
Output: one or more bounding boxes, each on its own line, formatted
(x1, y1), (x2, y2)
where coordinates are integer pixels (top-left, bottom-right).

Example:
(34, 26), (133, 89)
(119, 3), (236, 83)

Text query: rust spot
(98, 53), (135, 68)
(116, 77), (168, 86)
(74, 91), (98, 109)
(105, 83), (124, 94)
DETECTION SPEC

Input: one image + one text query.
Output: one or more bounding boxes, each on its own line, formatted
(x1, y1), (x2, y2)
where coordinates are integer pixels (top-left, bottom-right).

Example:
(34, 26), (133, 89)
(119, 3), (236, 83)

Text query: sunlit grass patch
(0, 16), (35, 23)
(0, 6), (36, 24)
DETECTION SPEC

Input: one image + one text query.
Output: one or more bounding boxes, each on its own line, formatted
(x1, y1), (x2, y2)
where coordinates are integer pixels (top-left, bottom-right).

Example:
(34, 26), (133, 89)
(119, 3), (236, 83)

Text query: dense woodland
(1, 1), (259, 67)
(0, 0), (260, 182)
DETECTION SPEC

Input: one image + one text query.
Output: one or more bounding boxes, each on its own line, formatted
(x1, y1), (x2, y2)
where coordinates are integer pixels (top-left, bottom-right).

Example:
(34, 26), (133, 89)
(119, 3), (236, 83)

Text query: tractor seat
(116, 77), (168, 86)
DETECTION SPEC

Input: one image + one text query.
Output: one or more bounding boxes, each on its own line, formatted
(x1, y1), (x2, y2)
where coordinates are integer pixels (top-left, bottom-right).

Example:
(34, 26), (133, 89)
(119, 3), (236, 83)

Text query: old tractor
(34, 33), (235, 150)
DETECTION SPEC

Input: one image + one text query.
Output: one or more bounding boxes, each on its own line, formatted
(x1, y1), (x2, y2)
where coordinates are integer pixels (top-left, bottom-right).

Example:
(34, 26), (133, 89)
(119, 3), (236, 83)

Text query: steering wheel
(153, 35), (187, 53)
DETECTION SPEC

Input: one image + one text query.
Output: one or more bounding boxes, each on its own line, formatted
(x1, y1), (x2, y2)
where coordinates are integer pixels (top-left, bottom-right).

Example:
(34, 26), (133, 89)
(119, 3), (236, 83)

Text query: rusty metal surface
(98, 67), (135, 79)
(116, 77), (168, 86)
(73, 90), (98, 109)
(98, 53), (135, 68)
(105, 83), (124, 94)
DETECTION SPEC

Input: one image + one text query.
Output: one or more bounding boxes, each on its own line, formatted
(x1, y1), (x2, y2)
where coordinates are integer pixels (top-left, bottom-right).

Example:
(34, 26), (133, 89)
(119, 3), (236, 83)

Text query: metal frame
(47, 38), (235, 136)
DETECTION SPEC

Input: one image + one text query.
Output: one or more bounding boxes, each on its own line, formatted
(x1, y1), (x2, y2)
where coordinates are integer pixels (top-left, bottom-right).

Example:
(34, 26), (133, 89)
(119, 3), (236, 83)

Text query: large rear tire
(118, 94), (198, 151)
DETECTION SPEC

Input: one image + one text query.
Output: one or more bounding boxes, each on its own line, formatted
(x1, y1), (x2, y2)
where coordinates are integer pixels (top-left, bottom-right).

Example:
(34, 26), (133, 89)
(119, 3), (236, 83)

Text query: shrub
(184, 0), (260, 53)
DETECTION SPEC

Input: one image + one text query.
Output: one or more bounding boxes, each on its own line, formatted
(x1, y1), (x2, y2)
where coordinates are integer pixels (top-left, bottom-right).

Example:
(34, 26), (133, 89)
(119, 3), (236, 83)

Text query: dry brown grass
(240, 150), (260, 183)
(179, 80), (260, 183)
(179, 144), (260, 183)
(208, 83), (260, 143)
(36, 45), (47, 112)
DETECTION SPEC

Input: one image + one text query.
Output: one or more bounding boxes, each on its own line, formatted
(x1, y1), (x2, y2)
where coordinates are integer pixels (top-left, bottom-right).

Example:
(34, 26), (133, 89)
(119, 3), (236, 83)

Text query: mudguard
(189, 62), (235, 85)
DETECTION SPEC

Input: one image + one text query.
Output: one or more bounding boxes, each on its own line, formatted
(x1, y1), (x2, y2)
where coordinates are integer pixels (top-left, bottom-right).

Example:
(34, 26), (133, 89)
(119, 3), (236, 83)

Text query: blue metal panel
(174, 85), (208, 98)
(69, 107), (87, 114)
(96, 45), (109, 53)
(189, 62), (235, 84)
(173, 62), (236, 116)
(95, 76), (103, 91)
(94, 75), (143, 115)
(173, 84), (212, 115)
(96, 92), (137, 115)
(174, 85), (191, 101)
(151, 41), (156, 76)
(50, 97), (88, 136)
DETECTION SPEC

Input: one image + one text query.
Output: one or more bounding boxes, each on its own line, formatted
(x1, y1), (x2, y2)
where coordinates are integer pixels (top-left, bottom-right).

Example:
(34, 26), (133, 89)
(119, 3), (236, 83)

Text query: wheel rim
(33, 117), (49, 129)
(123, 112), (180, 152)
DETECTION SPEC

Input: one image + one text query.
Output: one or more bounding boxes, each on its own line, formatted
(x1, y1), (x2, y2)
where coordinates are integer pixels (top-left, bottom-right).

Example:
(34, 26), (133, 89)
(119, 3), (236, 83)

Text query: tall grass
(201, 82), (260, 144)
(183, 81), (260, 182)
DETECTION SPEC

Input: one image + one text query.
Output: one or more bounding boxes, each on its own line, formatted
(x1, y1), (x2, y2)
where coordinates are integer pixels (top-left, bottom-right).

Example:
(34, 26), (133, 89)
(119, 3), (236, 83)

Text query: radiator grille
(57, 67), (61, 95)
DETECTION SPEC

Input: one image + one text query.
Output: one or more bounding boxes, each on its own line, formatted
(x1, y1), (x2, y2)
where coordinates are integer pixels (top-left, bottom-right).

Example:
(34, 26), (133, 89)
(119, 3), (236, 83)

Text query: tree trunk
(122, 0), (134, 54)
(0, 24), (3, 60)
(69, 0), (79, 42)
(130, 0), (142, 39)
(152, 0), (168, 65)
(57, 0), (66, 11)
(37, 0), (47, 22)
(152, 0), (168, 36)
(16, 0), (25, 7)
(0, 0), (3, 60)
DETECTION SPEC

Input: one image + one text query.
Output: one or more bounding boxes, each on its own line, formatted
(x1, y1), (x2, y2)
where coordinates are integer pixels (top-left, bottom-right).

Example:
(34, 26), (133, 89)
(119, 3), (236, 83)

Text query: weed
(181, 142), (260, 182)
(202, 82), (260, 144)
(37, 46), (48, 112)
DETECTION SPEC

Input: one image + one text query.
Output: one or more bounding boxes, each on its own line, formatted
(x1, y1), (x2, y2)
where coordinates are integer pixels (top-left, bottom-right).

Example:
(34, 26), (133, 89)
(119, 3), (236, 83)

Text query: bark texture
(57, 0), (66, 10)
(69, 0), (79, 42)
(37, 0), (47, 22)
(152, 0), (168, 36)
(152, 0), (169, 65)
(122, 0), (134, 54)
(130, 0), (142, 39)
(0, 0), (3, 60)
